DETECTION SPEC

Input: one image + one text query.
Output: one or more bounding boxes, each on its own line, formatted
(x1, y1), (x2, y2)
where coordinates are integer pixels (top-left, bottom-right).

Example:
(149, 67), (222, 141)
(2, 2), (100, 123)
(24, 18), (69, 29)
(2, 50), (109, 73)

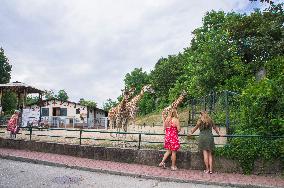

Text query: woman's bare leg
(162, 150), (171, 162)
(171, 151), (177, 168)
(208, 150), (213, 172)
(159, 150), (171, 166)
(203, 150), (209, 172)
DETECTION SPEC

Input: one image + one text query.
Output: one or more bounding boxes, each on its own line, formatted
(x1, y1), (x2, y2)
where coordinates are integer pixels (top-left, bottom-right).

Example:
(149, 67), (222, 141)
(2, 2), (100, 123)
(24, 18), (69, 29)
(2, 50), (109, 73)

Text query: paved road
(0, 159), (233, 188)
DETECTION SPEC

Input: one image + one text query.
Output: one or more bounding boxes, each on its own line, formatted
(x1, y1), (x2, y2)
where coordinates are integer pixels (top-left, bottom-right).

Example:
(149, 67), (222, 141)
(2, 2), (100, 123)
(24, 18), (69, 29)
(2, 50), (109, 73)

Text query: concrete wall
(0, 138), (281, 175)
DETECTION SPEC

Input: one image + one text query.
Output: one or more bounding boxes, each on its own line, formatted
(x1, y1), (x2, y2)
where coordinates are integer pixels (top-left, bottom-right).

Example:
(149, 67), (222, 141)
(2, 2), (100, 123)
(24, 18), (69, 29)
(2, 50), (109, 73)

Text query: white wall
(23, 100), (107, 127)
(41, 100), (87, 120)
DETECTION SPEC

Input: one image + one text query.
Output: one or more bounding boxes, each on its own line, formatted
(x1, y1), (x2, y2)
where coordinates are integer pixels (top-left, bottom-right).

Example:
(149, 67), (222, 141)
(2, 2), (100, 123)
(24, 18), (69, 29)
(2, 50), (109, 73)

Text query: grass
(135, 108), (191, 127)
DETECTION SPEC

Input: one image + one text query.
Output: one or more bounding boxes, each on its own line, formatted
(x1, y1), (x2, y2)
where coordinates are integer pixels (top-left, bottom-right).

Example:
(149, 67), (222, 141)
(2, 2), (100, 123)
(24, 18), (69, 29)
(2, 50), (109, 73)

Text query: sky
(0, 0), (275, 108)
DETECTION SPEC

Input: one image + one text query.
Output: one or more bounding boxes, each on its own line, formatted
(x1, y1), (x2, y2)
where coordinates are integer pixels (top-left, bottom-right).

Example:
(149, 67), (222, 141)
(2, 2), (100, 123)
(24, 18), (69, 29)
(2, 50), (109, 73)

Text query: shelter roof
(0, 81), (44, 94)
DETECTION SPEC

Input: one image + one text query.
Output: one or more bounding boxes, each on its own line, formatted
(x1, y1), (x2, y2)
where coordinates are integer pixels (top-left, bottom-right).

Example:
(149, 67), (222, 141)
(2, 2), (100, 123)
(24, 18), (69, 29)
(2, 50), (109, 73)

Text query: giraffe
(162, 90), (187, 122)
(123, 84), (154, 131)
(108, 87), (135, 129)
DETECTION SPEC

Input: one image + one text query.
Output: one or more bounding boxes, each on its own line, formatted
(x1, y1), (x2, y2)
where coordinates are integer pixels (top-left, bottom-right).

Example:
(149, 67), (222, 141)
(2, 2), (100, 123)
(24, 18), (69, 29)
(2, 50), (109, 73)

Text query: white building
(23, 99), (107, 129)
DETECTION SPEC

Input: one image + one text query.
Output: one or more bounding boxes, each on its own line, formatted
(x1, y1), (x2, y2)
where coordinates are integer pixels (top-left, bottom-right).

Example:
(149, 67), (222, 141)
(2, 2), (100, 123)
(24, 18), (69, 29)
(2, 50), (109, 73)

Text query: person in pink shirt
(7, 110), (20, 139)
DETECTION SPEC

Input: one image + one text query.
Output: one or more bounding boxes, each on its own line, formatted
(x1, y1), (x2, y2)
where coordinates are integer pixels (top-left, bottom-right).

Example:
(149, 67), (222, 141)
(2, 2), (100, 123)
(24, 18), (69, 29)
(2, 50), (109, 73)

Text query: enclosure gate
(188, 90), (239, 134)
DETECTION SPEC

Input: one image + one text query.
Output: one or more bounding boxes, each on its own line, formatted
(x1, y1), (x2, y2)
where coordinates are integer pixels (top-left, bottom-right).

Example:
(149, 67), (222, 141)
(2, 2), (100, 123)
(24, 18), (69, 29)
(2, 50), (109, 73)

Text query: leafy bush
(216, 136), (283, 174)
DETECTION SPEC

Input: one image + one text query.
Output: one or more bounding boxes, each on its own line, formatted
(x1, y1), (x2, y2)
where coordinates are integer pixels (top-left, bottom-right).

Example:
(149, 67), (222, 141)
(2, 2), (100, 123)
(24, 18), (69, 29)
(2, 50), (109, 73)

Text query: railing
(0, 116), (108, 129)
(0, 126), (283, 150)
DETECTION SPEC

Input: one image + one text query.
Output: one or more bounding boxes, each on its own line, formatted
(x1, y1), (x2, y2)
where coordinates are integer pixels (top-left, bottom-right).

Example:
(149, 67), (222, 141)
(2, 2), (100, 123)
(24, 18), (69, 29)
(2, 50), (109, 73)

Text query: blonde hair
(165, 109), (179, 126)
(198, 111), (213, 128)
(169, 108), (179, 119)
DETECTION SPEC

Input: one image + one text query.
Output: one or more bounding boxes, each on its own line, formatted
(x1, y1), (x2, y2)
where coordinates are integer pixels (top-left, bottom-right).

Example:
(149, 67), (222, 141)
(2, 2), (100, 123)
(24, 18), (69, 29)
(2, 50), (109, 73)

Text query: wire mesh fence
(188, 90), (240, 134)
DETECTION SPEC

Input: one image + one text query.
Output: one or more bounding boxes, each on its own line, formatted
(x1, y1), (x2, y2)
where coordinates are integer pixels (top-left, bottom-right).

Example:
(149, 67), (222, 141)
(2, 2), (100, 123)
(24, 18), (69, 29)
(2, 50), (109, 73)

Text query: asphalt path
(0, 158), (234, 188)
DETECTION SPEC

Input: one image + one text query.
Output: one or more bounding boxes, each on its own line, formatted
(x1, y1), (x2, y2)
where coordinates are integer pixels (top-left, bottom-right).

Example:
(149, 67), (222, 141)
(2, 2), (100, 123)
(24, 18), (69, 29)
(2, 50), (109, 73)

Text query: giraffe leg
(109, 118), (113, 129)
(122, 118), (128, 132)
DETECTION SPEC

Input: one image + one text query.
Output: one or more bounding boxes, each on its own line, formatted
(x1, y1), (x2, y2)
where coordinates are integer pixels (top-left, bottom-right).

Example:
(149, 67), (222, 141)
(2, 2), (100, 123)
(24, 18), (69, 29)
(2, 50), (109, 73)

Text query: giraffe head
(142, 84), (155, 94)
(180, 90), (188, 100)
(181, 90), (187, 97)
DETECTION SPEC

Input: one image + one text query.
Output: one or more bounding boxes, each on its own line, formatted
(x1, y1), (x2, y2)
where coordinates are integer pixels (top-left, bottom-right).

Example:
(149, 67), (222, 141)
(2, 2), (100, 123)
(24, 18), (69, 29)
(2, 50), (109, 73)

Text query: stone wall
(0, 138), (281, 175)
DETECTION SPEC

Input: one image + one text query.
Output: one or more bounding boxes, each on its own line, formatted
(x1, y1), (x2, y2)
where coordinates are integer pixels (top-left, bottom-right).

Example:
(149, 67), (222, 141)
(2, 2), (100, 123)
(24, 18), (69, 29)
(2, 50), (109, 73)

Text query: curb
(0, 154), (277, 188)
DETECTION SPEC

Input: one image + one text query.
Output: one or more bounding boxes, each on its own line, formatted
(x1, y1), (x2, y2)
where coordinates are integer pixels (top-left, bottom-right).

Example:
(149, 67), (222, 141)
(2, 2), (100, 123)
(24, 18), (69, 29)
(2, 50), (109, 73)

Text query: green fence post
(79, 129), (82, 145)
(138, 133), (141, 150)
(29, 127), (32, 141)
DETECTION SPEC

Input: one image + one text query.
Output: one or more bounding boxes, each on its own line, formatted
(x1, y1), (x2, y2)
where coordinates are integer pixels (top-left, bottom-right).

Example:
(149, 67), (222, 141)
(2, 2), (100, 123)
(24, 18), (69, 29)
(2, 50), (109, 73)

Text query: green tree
(26, 95), (39, 106)
(2, 92), (17, 115)
(43, 89), (69, 101)
(123, 68), (156, 114)
(239, 56), (284, 136)
(0, 47), (12, 84)
(79, 98), (97, 108)
(43, 90), (55, 100)
(0, 47), (15, 115)
(185, 11), (245, 96)
(103, 98), (117, 111)
(227, 4), (284, 74)
(150, 55), (187, 109)
(124, 68), (149, 96)
(56, 89), (69, 101)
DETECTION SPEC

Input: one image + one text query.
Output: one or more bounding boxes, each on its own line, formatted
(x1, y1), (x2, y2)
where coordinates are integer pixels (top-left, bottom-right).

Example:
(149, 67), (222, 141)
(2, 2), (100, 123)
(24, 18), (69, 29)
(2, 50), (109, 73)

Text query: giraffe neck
(171, 95), (184, 109)
(130, 90), (144, 107)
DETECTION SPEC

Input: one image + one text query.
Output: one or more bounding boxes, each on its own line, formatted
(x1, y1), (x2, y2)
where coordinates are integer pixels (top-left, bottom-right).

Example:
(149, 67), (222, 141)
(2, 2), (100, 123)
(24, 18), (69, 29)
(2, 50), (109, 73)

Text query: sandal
(171, 166), (178, 171)
(203, 170), (209, 173)
(158, 162), (166, 168)
(209, 171), (213, 174)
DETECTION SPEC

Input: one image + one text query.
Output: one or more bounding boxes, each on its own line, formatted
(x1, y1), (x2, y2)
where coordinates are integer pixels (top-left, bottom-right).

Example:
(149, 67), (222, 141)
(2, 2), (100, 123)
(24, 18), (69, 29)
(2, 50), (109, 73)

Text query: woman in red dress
(159, 109), (181, 170)
(7, 110), (20, 139)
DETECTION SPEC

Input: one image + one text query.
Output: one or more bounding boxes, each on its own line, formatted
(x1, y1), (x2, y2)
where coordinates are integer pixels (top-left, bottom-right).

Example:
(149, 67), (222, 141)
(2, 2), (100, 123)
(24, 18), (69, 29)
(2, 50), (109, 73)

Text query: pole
(29, 126), (32, 141)
(79, 129), (82, 145)
(0, 89), (3, 115)
(39, 93), (42, 126)
(138, 133), (141, 149)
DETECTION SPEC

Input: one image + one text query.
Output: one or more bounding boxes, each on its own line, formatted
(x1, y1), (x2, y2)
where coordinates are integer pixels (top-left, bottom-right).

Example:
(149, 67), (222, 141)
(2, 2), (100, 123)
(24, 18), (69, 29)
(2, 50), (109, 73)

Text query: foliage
(2, 91), (17, 115)
(79, 98), (97, 108)
(0, 47), (12, 84)
(138, 93), (156, 115)
(215, 136), (283, 174)
(103, 98), (117, 111)
(26, 95), (39, 106)
(0, 47), (14, 114)
(43, 89), (69, 101)
(124, 68), (150, 96)
(185, 11), (247, 95)
(149, 55), (187, 108)
(43, 90), (55, 100)
(56, 89), (69, 101)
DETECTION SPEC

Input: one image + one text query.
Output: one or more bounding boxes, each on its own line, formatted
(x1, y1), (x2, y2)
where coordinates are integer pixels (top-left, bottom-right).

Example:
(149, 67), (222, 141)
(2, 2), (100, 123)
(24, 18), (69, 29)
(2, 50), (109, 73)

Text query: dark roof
(0, 81), (44, 94)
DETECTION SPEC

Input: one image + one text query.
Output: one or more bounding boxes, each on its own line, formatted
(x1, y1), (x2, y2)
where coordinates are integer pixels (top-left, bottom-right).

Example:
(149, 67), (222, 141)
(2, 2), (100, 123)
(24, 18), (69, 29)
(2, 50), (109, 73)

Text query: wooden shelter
(0, 81), (44, 115)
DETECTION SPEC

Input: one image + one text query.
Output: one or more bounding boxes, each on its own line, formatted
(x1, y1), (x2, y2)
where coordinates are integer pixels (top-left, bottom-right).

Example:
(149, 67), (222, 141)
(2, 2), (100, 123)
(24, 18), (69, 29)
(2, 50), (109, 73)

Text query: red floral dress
(164, 119), (180, 151)
(7, 114), (19, 134)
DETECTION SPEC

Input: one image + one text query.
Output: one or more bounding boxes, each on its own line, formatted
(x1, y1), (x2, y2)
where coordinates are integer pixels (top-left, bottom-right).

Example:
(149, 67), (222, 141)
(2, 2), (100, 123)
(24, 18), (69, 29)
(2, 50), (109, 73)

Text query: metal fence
(0, 116), (108, 129)
(0, 126), (282, 150)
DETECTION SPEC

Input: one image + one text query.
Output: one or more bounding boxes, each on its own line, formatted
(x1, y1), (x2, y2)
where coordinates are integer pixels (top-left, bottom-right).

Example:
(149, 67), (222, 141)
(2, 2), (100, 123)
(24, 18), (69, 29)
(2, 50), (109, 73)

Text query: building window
(76, 108), (80, 114)
(60, 108), (67, 116)
(41, 108), (49, 116)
